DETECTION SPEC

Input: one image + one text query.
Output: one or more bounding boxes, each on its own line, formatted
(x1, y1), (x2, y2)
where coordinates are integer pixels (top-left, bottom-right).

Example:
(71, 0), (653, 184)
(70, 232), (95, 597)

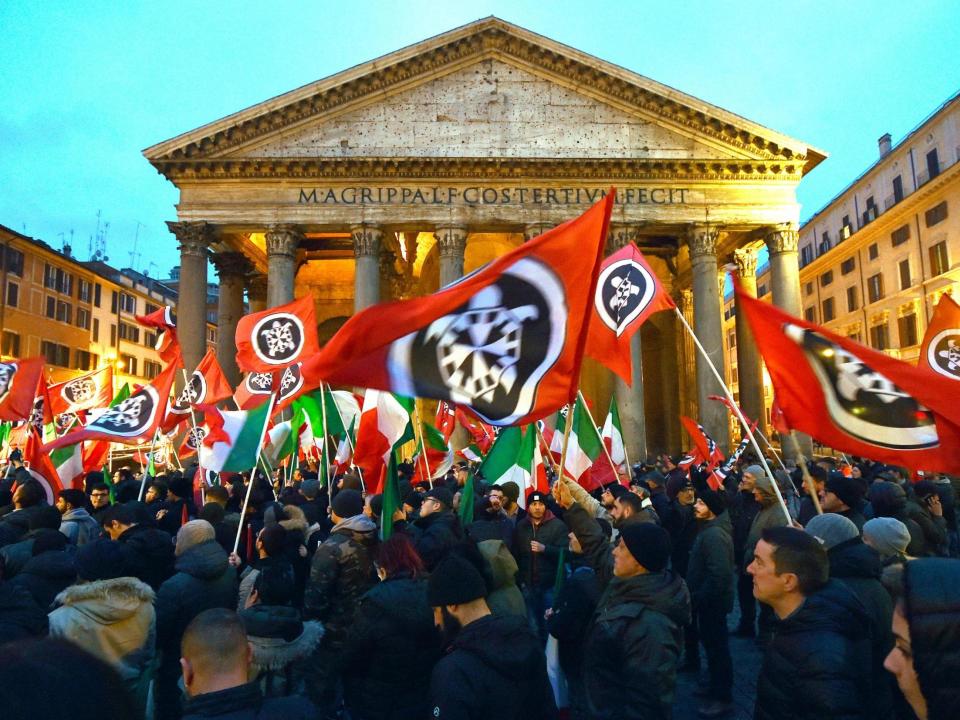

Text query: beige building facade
(144, 17), (825, 457)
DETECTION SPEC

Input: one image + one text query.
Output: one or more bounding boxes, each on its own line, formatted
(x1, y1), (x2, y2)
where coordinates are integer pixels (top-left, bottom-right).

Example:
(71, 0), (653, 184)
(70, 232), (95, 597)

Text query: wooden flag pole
(674, 307), (792, 524)
(789, 430), (823, 516)
(557, 403), (575, 484)
(533, 423), (560, 476)
(319, 383), (334, 503)
(576, 390), (625, 484)
(179, 368), (206, 486)
(233, 391), (278, 555)
(412, 400), (434, 488)
(137, 428), (161, 501)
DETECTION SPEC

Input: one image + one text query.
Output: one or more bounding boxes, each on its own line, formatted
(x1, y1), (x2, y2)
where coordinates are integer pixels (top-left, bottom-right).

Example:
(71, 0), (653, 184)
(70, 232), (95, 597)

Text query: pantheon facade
(144, 18), (825, 460)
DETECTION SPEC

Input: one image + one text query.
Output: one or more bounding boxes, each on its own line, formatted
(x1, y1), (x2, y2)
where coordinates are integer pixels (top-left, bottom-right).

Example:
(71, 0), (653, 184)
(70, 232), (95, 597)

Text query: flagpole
(179, 368), (207, 501)
(576, 390), (625, 484)
(533, 422), (560, 476)
(233, 391), (277, 556)
(319, 382), (334, 504)
(412, 400), (433, 488)
(557, 403), (574, 484)
(788, 431), (823, 516)
(673, 307), (792, 524)
(324, 387), (364, 487)
(137, 429), (161, 502)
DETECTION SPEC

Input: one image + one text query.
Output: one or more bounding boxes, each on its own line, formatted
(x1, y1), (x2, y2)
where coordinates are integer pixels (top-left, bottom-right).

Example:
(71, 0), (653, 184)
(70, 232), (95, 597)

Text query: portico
(145, 17), (824, 459)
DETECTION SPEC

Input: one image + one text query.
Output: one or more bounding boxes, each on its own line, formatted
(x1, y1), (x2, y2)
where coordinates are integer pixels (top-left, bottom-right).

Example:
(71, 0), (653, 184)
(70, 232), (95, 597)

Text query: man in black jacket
(414, 487), (463, 571)
(427, 554), (557, 720)
(821, 474), (867, 531)
(101, 503), (174, 591)
(728, 468), (761, 637)
(514, 490), (568, 642)
(180, 608), (317, 720)
(749, 526), (872, 720)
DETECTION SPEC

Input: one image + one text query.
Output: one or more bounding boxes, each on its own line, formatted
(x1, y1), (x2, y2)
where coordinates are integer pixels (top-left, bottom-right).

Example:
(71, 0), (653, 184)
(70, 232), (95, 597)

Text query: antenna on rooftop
(90, 211), (110, 262)
(129, 221), (144, 269)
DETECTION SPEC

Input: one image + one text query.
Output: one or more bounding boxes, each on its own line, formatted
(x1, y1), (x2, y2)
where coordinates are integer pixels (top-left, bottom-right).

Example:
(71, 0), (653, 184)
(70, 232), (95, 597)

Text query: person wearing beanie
(805, 514), (897, 720)
(0, 505), (64, 580)
(413, 485), (464, 572)
(907, 481), (949, 557)
(56, 489), (101, 547)
(686, 488), (735, 717)
(870, 482), (929, 557)
(743, 470), (790, 643)
(466, 494), (515, 548)
(303, 483), (378, 714)
(552, 479), (691, 720)
(427, 555), (558, 720)
(863, 517), (912, 567)
(48, 539), (156, 692)
(822, 473), (867, 531)
(514, 490), (568, 642)
(798, 464), (828, 526)
(154, 518), (237, 720)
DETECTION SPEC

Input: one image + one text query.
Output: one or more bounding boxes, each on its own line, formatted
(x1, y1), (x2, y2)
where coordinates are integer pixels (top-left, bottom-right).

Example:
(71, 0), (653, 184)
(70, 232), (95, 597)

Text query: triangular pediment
(145, 17), (825, 176)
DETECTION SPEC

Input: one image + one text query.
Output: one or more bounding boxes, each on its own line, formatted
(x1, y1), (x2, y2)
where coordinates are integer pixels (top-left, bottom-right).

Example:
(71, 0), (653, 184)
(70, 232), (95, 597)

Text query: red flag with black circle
(235, 296), (320, 374)
(0, 357), (45, 422)
(918, 293), (960, 381)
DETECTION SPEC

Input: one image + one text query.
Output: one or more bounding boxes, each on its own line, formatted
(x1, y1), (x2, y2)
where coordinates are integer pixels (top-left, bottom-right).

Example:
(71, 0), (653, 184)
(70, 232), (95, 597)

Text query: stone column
(733, 248), (767, 437)
(436, 225), (468, 288)
(765, 223), (811, 457)
(351, 224), (383, 313)
(247, 274), (267, 314)
(606, 223), (647, 462)
(212, 253), (250, 385)
(265, 225), (303, 308)
(168, 221), (212, 373)
(687, 225), (729, 451)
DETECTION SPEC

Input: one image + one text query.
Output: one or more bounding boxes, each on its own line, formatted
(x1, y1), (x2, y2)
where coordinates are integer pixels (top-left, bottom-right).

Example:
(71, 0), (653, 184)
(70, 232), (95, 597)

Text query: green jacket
(686, 511), (735, 613)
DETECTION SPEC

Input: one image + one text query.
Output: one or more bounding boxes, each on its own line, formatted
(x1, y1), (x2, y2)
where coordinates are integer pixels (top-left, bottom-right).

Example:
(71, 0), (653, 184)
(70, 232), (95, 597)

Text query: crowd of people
(0, 447), (958, 720)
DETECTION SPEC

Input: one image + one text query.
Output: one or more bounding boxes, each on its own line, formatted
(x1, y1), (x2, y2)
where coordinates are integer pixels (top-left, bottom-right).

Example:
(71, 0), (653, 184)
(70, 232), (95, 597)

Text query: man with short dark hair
(0, 505), (63, 579)
(0, 481), (45, 547)
(514, 491), (567, 641)
(179, 608), (316, 719)
(414, 486), (463, 571)
(56, 489), (100, 546)
(749, 526), (873, 720)
(100, 503), (174, 591)
(87, 483), (112, 523)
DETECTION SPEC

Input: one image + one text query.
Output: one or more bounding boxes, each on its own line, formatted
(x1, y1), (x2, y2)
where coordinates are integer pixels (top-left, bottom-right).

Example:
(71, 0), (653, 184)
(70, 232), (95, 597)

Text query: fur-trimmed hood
(54, 577), (155, 624)
(246, 615), (324, 672)
(279, 505), (308, 536)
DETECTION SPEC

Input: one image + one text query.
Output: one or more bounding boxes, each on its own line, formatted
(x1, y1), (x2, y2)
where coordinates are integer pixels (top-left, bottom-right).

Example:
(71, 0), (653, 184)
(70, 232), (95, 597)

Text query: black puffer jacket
(686, 510), (734, 613)
(181, 681), (317, 719)
(10, 549), (76, 611)
(0, 581), (47, 643)
(342, 573), (441, 720)
(514, 514), (568, 589)
(428, 613), (557, 720)
(903, 558), (960, 720)
(828, 538), (895, 720)
(414, 510), (463, 571)
(755, 579), (873, 720)
(117, 523), (175, 591)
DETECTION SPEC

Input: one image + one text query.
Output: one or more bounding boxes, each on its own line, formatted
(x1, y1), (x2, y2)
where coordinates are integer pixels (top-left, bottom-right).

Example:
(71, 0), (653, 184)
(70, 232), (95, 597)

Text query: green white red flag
(199, 401), (272, 473)
(413, 420), (453, 483)
(563, 395), (603, 490)
(352, 390), (414, 493)
(592, 397), (628, 487)
(477, 425), (545, 508)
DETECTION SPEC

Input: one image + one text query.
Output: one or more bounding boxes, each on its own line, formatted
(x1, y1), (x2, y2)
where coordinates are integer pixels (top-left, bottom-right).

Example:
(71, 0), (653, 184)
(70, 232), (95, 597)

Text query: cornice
(151, 156), (804, 183)
(145, 22), (818, 175)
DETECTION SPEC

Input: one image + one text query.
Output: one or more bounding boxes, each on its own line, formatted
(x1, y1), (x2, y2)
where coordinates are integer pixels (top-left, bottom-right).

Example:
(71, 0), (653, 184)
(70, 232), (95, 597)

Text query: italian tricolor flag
(51, 444), (84, 489)
(478, 426), (546, 509)
(593, 397), (628, 486)
(200, 402), (272, 473)
(555, 395), (603, 490)
(353, 390), (413, 493)
(414, 420), (453, 482)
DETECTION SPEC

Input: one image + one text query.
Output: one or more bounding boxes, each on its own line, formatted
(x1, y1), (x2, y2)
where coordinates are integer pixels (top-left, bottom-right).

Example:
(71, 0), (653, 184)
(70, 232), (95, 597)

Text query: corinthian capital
(733, 248), (758, 278)
(686, 225), (719, 258)
(211, 252), (253, 280)
(435, 225), (468, 260)
(246, 274), (267, 302)
(765, 223), (800, 254)
(351, 224), (383, 257)
(265, 225), (303, 258)
(167, 221), (214, 257)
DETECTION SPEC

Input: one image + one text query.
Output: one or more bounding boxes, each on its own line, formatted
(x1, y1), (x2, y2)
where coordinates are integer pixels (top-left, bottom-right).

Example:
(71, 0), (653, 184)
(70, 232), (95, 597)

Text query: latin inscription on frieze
(297, 186), (689, 206)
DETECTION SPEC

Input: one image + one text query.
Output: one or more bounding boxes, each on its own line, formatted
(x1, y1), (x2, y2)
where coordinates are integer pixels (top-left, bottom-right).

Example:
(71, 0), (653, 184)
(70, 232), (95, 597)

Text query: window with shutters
(821, 270), (834, 287)
(56, 300), (72, 324)
(841, 257), (856, 275)
(898, 314), (918, 347)
(929, 241), (949, 275)
(144, 360), (162, 380)
(846, 286), (859, 312)
(822, 298), (835, 322)
(869, 323), (889, 351)
(868, 273), (884, 303)
(804, 307), (816, 323)
(1, 331), (20, 357)
(891, 225), (910, 247)
(925, 201), (947, 227)
(45, 295), (56, 319)
(76, 307), (91, 330)
(120, 354), (137, 376)
(5, 282), (17, 308)
(899, 260), (912, 290)
(868, 243), (879, 260)
(41, 341), (70, 367)
(893, 175), (904, 203)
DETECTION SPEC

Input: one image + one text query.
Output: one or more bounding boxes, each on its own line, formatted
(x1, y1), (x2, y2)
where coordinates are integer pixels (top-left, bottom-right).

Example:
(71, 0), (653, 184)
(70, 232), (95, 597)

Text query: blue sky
(2, 1), (958, 275)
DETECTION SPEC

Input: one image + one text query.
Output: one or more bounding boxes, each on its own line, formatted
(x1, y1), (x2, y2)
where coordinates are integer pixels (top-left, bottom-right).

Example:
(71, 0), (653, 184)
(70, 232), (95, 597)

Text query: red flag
(48, 366), (113, 415)
(435, 401), (457, 443)
(235, 296), (320, 374)
(233, 365), (307, 412)
(586, 242), (675, 384)
(167, 348), (234, 423)
(82, 440), (111, 475)
(0, 358), (45, 422)
(708, 394), (754, 428)
(42, 360), (179, 451)
(302, 192), (615, 426)
(918, 293), (960, 381)
(179, 424), (207, 458)
(735, 280), (960, 473)
(136, 306), (180, 365)
(455, 407), (496, 453)
(22, 428), (63, 504)
(680, 416), (724, 471)
(770, 400), (790, 436)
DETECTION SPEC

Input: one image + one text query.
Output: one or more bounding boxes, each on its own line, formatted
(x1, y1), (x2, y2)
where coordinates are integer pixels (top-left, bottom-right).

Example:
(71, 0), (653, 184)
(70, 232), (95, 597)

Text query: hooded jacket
(904, 558), (960, 720)
(304, 513), (377, 645)
(241, 604), (324, 698)
(476, 538), (525, 618)
(428, 612), (558, 720)
(116, 523), (175, 591)
(48, 577), (156, 681)
(565, 502), (691, 720)
(755, 579), (873, 720)
(514, 512), (568, 590)
(686, 510), (734, 613)
(59, 507), (101, 546)
(342, 573), (441, 720)
(414, 509), (463, 571)
(0, 580), (47, 643)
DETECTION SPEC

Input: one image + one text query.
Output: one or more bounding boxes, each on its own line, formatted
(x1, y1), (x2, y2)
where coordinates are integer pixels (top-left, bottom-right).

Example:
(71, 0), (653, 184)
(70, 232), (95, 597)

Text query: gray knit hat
(804, 513), (859, 550)
(743, 465), (767, 483)
(863, 517), (911, 560)
(175, 519), (215, 557)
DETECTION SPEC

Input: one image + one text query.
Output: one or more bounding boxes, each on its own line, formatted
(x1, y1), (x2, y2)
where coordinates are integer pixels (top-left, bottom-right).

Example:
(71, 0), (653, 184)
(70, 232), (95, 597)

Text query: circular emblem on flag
(0, 363), (18, 403)
(56, 412), (79, 433)
(595, 258), (656, 336)
(278, 364), (303, 403)
(26, 468), (55, 505)
(61, 376), (98, 407)
(784, 323), (938, 450)
(252, 312), (305, 366)
(28, 395), (45, 432)
(172, 370), (206, 414)
(926, 329), (960, 380)
(388, 257), (567, 425)
(186, 425), (206, 452)
(88, 388), (160, 438)
(245, 372), (273, 395)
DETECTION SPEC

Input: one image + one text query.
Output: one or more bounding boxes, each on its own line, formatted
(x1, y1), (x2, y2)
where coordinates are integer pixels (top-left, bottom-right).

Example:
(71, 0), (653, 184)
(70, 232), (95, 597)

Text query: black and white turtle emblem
(0, 363), (18, 403)
(388, 257), (567, 425)
(278, 364), (303, 403)
(171, 371), (206, 414)
(245, 372), (273, 395)
(785, 323), (938, 450)
(926, 329), (960, 380)
(185, 425), (206, 452)
(88, 387), (160, 438)
(56, 412), (80, 433)
(62, 376), (98, 406)
(595, 258), (656, 336)
(252, 312), (304, 366)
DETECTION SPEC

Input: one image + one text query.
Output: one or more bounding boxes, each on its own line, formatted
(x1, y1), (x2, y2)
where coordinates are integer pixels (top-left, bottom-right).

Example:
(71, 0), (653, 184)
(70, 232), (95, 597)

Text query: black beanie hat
(427, 555), (487, 607)
(425, 486), (454, 509)
(332, 489), (364, 519)
(76, 539), (127, 581)
(825, 474), (864, 509)
(604, 483), (630, 500)
(618, 522), (671, 572)
(699, 487), (727, 517)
